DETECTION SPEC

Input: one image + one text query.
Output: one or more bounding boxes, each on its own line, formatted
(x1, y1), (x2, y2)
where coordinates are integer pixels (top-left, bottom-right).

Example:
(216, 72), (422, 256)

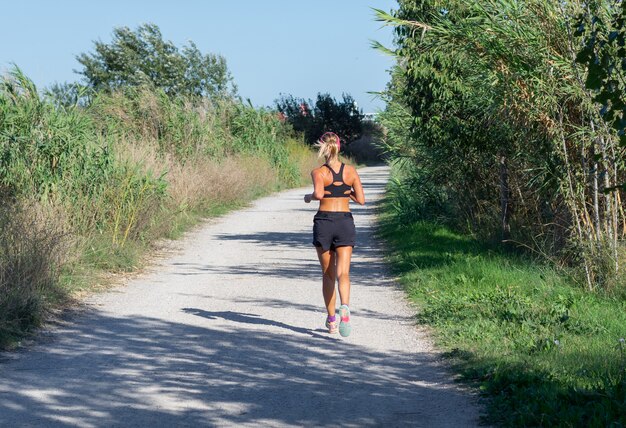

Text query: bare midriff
(318, 197), (351, 213)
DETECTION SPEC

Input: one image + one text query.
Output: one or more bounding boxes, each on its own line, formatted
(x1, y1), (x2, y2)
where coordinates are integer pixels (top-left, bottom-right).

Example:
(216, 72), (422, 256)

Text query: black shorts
(312, 211), (356, 252)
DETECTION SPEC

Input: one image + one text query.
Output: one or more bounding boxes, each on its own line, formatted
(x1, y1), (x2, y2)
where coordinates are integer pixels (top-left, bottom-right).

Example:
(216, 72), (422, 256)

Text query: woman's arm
(304, 169), (325, 203)
(349, 169), (365, 205)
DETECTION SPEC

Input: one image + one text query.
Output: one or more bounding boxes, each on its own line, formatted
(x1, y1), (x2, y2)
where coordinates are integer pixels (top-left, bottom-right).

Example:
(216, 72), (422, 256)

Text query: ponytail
(315, 132), (341, 160)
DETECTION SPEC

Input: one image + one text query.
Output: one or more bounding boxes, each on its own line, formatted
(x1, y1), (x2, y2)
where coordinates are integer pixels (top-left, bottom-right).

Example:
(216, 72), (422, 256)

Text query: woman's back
(314, 161), (359, 212)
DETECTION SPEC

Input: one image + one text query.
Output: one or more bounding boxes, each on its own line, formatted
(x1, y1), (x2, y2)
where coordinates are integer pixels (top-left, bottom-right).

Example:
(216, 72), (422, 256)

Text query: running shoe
(338, 305), (351, 337)
(325, 316), (338, 334)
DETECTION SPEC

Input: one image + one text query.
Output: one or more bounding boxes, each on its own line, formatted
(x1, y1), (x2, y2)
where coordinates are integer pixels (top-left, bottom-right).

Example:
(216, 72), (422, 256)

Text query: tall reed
(0, 67), (316, 346)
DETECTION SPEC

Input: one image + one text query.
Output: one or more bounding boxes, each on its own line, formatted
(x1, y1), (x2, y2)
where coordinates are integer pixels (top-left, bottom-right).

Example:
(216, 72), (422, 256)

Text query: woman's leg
(335, 246), (353, 306)
(315, 247), (337, 316)
(335, 246), (353, 337)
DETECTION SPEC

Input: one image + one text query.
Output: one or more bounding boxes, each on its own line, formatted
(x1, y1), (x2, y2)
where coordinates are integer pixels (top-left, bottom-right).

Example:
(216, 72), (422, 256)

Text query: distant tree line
(275, 93), (364, 146)
(48, 23), (367, 152)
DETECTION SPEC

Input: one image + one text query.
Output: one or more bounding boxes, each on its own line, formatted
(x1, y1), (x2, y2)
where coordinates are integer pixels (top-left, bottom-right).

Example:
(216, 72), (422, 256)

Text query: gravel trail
(0, 165), (481, 427)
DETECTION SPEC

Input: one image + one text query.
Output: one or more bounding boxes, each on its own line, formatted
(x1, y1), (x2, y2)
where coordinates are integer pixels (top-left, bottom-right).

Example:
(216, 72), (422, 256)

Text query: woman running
(304, 132), (365, 336)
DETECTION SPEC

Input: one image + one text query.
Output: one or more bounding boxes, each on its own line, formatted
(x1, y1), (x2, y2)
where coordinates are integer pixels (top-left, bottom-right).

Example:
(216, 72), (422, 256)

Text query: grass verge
(0, 140), (318, 350)
(379, 215), (626, 427)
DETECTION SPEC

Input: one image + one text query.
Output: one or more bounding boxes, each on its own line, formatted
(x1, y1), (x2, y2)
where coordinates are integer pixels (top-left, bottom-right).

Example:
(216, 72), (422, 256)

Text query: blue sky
(0, 1), (397, 112)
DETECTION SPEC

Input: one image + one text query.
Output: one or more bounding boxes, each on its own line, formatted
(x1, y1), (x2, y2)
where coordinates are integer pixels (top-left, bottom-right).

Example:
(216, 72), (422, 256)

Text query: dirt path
(0, 165), (481, 427)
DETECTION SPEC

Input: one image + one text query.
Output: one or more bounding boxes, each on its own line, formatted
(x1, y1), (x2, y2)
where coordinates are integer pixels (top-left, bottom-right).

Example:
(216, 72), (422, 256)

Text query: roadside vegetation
(376, 1), (626, 289)
(0, 24), (320, 348)
(381, 190), (626, 426)
(376, 1), (626, 425)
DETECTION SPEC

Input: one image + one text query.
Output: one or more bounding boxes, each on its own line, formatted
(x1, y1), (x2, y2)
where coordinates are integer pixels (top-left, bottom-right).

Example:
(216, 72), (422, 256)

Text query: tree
(275, 93), (364, 145)
(76, 23), (235, 98)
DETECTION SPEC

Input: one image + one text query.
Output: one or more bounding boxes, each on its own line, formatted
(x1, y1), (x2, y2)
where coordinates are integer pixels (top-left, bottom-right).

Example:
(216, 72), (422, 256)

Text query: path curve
(0, 165), (480, 427)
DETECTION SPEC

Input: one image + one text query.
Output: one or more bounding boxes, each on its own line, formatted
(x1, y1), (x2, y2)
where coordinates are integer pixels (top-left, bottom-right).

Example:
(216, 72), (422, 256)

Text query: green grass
(379, 217), (626, 427)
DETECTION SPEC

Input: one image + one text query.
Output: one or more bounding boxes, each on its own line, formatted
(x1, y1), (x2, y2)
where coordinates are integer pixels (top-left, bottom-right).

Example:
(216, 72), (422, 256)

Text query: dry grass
(111, 136), (319, 247)
(0, 73), (321, 348)
(167, 154), (277, 209)
(285, 138), (321, 184)
(0, 131), (318, 348)
(116, 137), (278, 211)
(0, 200), (71, 346)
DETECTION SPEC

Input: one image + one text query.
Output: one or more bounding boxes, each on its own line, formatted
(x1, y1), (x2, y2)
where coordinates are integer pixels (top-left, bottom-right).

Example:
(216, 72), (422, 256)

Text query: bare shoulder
(311, 166), (325, 177)
(344, 163), (360, 178)
(343, 163), (360, 184)
(344, 163), (358, 174)
(311, 166), (329, 183)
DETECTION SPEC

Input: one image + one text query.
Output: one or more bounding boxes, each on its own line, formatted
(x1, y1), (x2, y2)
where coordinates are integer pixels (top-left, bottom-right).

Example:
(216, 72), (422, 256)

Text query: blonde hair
(315, 132), (340, 160)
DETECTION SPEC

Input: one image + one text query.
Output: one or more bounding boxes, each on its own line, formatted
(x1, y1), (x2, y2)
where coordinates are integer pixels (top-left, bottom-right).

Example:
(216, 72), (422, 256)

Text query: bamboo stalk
(558, 108), (593, 290)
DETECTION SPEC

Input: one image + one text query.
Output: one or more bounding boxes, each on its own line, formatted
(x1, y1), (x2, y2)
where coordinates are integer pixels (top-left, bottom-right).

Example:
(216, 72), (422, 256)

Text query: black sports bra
(323, 163), (351, 198)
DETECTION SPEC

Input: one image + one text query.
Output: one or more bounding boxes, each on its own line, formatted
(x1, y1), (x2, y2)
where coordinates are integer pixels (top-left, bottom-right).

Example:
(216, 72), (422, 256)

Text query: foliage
(76, 23), (235, 98)
(575, 1), (626, 148)
(229, 103), (300, 184)
(380, 201), (626, 427)
(0, 66), (315, 347)
(0, 67), (303, 233)
(0, 67), (117, 203)
(275, 92), (364, 145)
(375, 1), (626, 289)
(45, 81), (93, 108)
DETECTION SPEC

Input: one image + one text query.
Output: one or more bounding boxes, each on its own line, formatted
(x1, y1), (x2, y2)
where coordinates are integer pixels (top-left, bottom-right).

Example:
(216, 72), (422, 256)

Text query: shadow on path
(181, 308), (329, 339)
(0, 310), (467, 427)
